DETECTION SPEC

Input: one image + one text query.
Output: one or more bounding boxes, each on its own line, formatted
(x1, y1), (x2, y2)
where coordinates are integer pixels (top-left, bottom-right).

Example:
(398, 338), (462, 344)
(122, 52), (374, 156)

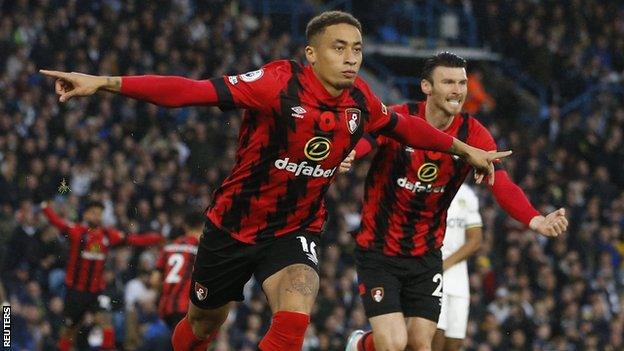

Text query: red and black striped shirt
(155, 234), (198, 317)
(205, 61), (397, 243)
(354, 102), (498, 257)
(43, 206), (163, 293)
(120, 60), (457, 244)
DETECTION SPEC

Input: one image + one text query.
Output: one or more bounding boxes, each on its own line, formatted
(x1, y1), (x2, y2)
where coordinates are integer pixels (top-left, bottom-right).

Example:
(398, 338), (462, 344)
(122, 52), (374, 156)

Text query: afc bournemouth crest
(371, 287), (384, 303)
(345, 108), (361, 134)
(195, 282), (208, 301)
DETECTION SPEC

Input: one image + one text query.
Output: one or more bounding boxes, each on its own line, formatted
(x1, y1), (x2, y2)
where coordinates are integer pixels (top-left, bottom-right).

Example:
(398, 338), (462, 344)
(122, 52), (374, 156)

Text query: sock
(258, 311), (310, 351)
(172, 316), (217, 351)
(57, 336), (72, 351)
(101, 326), (115, 349)
(357, 331), (375, 351)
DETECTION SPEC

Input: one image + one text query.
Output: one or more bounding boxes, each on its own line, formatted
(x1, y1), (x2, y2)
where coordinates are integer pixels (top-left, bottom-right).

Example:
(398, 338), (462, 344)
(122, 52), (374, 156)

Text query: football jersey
(442, 184), (482, 297)
(206, 60), (393, 243)
(44, 207), (126, 293)
(354, 101), (497, 256)
(156, 235), (199, 317)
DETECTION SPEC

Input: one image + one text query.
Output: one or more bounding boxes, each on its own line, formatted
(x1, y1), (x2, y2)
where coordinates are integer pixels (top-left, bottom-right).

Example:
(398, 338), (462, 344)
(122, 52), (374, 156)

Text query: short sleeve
(210, 60), (292, 111)
(463, 186), (483, 228)
(354, 79), (395, 134)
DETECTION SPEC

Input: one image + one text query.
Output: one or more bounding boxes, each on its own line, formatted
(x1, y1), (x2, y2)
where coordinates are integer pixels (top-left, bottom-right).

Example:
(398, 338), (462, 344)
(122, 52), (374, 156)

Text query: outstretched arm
(39, 70), (219, 107)
(41, 60), (290, 109)
(124, 232), (165, 247)
(107, 228), (164, 247)
(379, 112), (512, 185)
(41, 201), (72, 234)
(490, 169), (568, 236)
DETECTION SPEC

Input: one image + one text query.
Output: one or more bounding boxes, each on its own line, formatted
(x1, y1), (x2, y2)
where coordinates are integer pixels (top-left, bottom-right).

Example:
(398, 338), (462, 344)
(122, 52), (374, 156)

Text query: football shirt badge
(345, 108), (361, 134)
(371, 287), (384, 302)
(195, 282), (208, 301)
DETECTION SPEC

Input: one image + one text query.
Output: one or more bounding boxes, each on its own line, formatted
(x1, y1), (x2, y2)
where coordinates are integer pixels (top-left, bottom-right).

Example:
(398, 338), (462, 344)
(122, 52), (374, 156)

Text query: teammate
(345, 52), (568, 351)
(41, 200), (163, 351)
(151, 211), (202, 331)
(432, 184), (483, 351)
(41, 12), (509, 351)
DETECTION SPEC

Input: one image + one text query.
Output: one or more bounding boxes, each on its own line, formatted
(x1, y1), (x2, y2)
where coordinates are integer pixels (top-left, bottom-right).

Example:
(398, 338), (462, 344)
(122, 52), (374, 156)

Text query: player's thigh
(257, 233), (321, 313)
(442, 295), (469, 340)
(261, 263), (319, 313)
(190, 220), (255, 309)
(406, 316), (438, 350)
(402, 250), (443, 350)
(369, 312), (408, 351)
(400, 250), (443, 323)
(355, 249), (404, 318)
(431, 329), (447, 351)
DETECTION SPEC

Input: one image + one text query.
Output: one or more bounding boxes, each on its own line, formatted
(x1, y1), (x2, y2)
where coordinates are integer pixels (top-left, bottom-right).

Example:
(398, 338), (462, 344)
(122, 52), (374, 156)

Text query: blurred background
(0, 0), (623, 350)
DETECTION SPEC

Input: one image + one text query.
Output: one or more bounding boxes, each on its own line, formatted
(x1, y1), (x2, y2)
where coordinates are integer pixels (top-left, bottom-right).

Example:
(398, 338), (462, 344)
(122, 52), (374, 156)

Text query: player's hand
(464, 146), (512, 185)
(339, 150), (356, 173)
(529, 208), (568, 237)
(39, 70), (108, 102)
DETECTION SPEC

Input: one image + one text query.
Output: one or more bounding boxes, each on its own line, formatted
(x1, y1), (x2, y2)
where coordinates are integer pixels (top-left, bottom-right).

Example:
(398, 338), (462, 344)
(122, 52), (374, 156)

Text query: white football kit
(437, 184), (482, 339)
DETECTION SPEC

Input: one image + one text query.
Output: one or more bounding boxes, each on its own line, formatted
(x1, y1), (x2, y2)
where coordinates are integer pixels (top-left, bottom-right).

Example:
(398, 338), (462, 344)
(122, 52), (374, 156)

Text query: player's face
(422, 66), (467, 116)
(84, 207), (103, 226)
(305, 23), (363, 95)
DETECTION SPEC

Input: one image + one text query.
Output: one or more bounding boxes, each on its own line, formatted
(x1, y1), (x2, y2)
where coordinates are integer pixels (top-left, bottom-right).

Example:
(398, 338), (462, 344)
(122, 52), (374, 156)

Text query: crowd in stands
(473, 0), (624, 104)
(0, 0), (622, 350)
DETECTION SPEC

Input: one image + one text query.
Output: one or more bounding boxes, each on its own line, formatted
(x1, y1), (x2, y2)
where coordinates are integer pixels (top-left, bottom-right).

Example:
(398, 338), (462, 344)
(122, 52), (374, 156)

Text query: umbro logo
(405, 146), (415, 153)
(291, 106), (306, 119)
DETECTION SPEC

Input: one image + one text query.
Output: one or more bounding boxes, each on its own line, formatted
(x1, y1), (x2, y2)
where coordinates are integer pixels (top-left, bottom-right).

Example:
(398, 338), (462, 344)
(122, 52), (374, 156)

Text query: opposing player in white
(432, 184), (483, 351)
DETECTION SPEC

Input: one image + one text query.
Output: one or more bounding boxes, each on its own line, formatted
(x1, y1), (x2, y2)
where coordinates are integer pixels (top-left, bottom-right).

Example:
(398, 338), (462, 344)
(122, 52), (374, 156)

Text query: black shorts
(190, 220), (321, 309)
(355, 248), (443, 322)
(63, 290), (112, 327)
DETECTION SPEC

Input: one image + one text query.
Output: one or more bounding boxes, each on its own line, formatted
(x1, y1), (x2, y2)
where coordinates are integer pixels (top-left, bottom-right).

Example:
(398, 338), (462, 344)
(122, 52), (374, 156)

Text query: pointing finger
(39, 69), (71, 80)
(487, 150), (513, 161)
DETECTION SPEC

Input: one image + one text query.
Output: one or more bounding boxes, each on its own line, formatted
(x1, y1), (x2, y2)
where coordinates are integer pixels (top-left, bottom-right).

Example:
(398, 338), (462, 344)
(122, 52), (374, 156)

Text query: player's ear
(305, 45), (316, 65)
(421, 78), (432, 96)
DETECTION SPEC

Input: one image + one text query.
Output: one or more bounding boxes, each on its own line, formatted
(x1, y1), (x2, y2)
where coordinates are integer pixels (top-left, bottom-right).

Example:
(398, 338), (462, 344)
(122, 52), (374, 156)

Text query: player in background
(432, 184), (483, 351)
(41, 200), (163, 351)
(150, 211), (202, 332)
(345, 52), (568, 351)
(40, 12), (509, 351)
